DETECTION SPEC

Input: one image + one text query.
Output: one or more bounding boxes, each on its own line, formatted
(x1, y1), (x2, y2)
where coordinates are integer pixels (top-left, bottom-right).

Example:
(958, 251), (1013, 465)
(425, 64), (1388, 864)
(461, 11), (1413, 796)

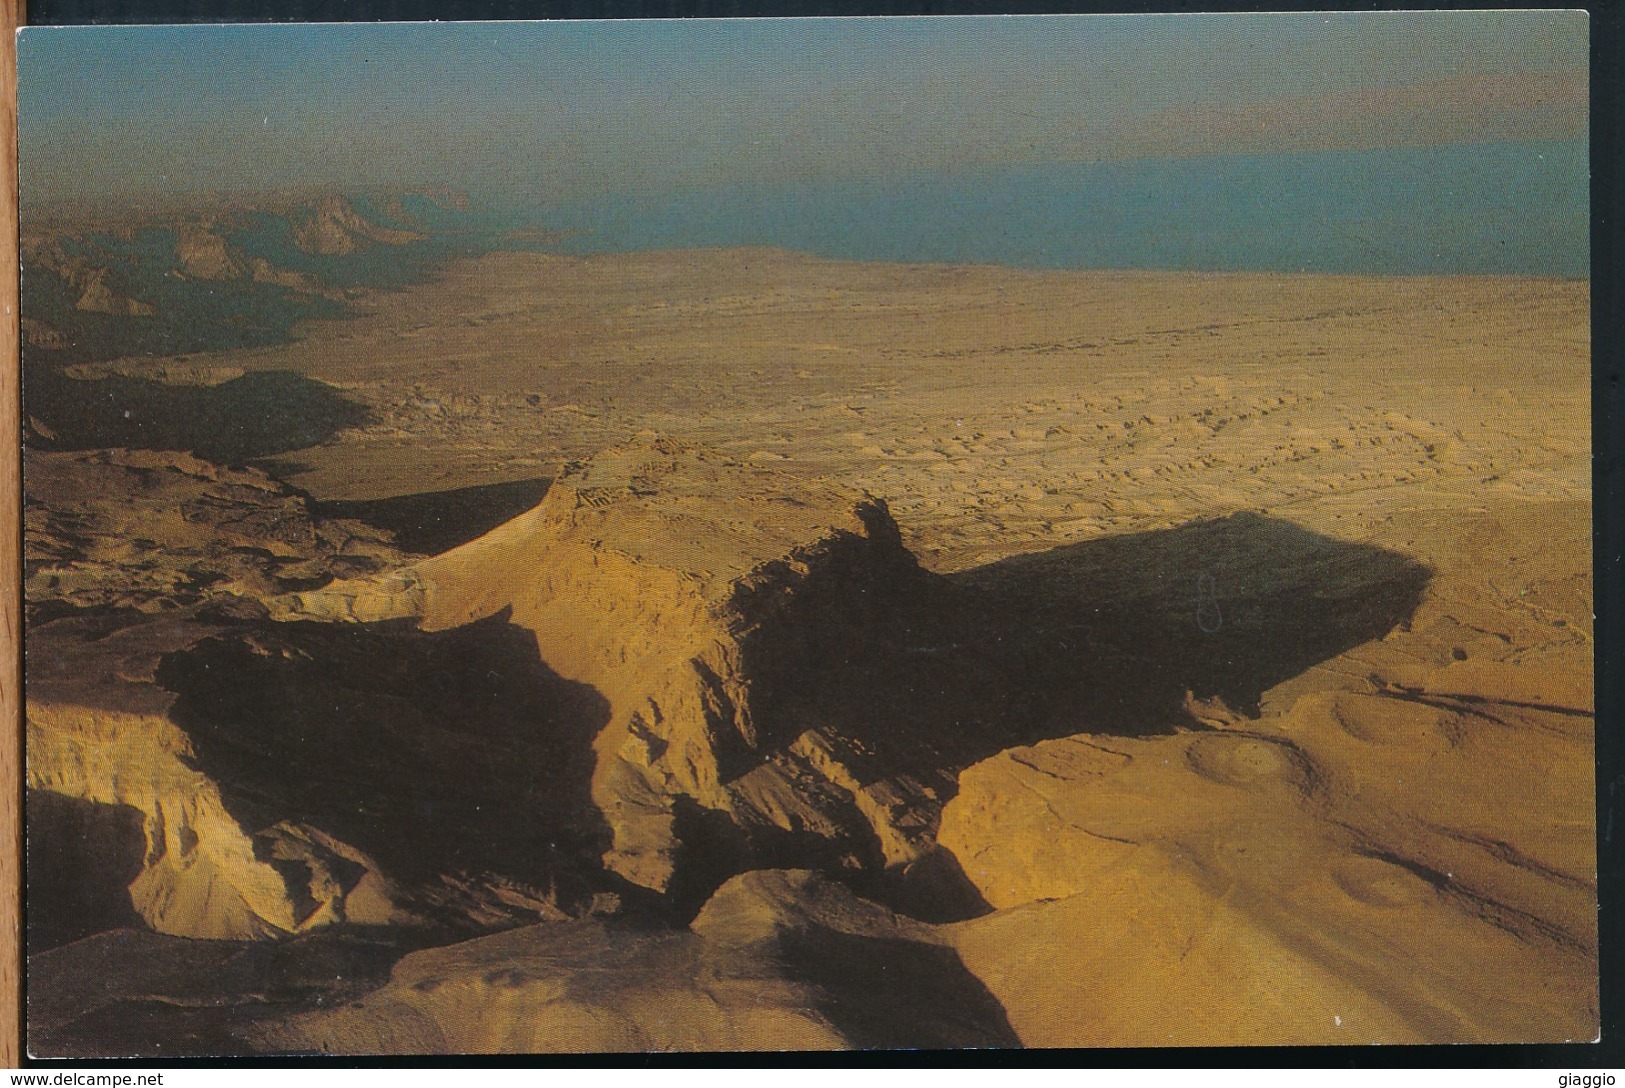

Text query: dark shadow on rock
(315, 477), (552, 556)
(24, 368), (370, 464)
(664, 791), (898, 927)
(740, 511), (1430, 913)
(27, 925), (413, 1059)
(154, 611), (614, 912)
(781, 929), (1021, 1050)
(764, 510), (1429, 759)
(26, 792), (147, 955)
(944, 510), (1436, 729)
(858, 848), (994, 925)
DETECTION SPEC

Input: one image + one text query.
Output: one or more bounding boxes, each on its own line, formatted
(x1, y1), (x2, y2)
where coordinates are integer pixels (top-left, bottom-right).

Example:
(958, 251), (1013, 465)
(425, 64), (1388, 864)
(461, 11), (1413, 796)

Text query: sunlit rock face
(274, 436), (947, 896)
(26, 603), (620, 941)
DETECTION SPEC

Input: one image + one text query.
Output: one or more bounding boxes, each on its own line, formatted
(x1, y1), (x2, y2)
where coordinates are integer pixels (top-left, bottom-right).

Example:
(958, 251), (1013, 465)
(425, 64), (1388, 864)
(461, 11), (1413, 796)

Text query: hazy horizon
(18, 13), (1591, 275)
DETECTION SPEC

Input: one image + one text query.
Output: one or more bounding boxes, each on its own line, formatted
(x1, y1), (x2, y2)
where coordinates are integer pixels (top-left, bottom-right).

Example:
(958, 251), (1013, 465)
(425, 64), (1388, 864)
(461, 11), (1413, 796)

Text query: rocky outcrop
(250, 869), (1015, 1054)
(27, 926), (409, 1058)
(24, 413), (1595, 1050)
(271, 436), (948, 895)
(21, 190), (461, 373)
(26, 604), (608, 941)
(23, 448), (600, 941)
(290, 194), (426, 256)
(74, 268), (156, 316)
(247, 257), (325, 293)
(20, 317), (67, 350)
(29, 436), (990, 943)
(26, 611), (405, 940)
(24, 448), (404, 615)
(175, 225), (246, 281)
(935, 686), (1597, 1044)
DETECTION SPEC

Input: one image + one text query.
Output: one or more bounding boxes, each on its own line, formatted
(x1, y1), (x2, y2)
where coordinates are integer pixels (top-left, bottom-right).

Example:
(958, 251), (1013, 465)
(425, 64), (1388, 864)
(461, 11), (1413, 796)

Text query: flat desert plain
(140, 249), (1590, 555)
(28, 246), (1595, 1051)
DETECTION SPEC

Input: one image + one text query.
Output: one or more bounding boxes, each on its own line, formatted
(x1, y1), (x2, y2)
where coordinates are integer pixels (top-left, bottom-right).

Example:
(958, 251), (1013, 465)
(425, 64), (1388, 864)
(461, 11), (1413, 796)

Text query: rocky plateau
(21, 198), (1597, 1054)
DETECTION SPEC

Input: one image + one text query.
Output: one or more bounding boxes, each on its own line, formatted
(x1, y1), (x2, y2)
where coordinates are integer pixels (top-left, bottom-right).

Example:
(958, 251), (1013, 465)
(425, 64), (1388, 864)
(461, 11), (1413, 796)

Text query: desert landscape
(18, 14), (1594, 1057)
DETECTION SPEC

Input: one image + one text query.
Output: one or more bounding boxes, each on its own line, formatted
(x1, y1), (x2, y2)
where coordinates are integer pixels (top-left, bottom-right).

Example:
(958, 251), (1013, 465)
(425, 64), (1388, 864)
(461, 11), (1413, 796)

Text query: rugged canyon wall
(29, 436), (965, 940)
(274, 436), (948, 895)
(25, 428), (1596, 1050)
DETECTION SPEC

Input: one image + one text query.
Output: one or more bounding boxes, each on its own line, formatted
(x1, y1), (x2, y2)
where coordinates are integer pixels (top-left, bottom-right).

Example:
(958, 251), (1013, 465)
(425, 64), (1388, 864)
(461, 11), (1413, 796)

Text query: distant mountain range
(20, 188), (504, 370)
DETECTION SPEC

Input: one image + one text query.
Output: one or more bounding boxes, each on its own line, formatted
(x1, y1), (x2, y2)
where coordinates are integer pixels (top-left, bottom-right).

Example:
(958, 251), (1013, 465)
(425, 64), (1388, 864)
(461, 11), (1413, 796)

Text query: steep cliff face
(27, 606), (614, 942)
(24, 449), (414, 941)
(23, 446), (602, 942)
(30, 417), (1591, 1050)
(273, 436), (945, 895)
(26, 612), (403, 940)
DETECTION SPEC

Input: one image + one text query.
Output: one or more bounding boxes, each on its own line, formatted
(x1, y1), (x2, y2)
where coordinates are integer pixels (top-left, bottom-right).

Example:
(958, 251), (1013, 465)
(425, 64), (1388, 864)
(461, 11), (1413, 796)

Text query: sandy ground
(31, 247), (1595, 1050)
(133, 247), (1589, 574)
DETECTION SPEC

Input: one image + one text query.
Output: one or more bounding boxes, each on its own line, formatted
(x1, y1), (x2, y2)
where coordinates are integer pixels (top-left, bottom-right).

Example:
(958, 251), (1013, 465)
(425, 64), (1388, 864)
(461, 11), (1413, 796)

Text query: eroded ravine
(26, 435), (1596, 1052)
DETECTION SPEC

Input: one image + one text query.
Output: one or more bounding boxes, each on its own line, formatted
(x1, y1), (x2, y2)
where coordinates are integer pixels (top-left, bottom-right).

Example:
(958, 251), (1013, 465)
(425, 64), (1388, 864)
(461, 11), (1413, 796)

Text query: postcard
(17, 13), (1594, 1055)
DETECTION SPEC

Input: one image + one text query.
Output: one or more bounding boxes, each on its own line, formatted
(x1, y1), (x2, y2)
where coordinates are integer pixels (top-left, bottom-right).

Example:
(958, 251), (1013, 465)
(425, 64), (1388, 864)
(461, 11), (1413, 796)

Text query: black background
(14, 0), (1625, 1072)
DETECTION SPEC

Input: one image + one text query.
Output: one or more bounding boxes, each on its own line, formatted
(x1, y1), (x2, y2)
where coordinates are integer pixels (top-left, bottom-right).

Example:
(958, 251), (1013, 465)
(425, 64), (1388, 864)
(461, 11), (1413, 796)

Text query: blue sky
(18, 13), (1589, 206)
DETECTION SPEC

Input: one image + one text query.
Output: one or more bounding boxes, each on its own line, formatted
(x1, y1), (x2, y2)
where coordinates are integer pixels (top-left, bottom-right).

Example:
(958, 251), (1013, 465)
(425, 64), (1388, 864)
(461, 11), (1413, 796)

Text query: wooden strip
(2, 0), (23, 1068)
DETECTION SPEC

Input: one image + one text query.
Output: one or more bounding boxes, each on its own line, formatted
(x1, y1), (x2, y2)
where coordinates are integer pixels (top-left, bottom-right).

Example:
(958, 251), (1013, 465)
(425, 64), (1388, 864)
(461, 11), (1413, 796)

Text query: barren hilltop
(22, 194), (1595, 1053)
